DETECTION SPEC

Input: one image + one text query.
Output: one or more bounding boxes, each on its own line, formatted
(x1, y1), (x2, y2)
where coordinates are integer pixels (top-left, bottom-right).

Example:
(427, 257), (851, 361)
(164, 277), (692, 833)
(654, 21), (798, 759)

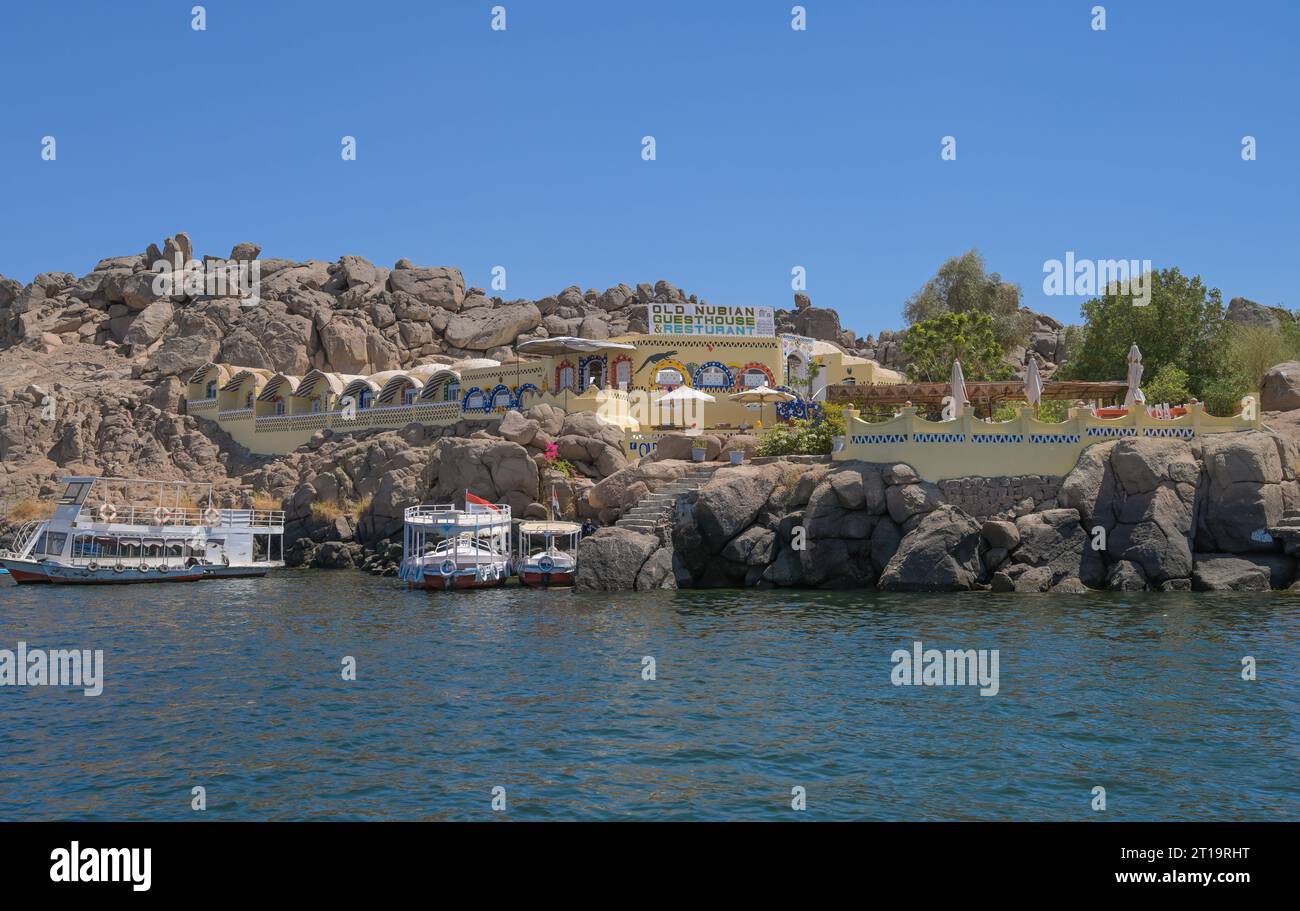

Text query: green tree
(902, 310), (1016, 383)
(1142, 364), (1192, 406)
(904, 249), (1032, 351)
(1060, 267), (1229, 397)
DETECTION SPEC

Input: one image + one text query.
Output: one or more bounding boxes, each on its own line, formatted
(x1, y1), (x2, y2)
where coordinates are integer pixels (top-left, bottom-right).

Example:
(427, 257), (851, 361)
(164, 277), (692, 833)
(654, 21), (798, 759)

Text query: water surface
(1, 572), (1296, 820)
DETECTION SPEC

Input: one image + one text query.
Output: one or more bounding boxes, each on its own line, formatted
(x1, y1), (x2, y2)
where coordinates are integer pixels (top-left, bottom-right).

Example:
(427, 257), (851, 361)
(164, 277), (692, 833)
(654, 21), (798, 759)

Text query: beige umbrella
(950, 360), (969, 417)
(730, 384), (795, 428)
(657, 385), (715, 429)
(1123, 343), (1144, 409)
(1024, 357), (1043, 409)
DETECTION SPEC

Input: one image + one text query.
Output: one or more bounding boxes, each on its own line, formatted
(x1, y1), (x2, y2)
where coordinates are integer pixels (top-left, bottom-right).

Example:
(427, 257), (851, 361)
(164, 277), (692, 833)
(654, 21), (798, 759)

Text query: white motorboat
(399, 497), (512, 590)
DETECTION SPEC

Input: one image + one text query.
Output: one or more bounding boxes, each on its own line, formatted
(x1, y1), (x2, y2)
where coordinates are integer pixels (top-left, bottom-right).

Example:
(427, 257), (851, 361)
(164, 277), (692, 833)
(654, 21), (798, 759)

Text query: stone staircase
(1267, 509), (1300, 555)
(613, 464), (719, 534)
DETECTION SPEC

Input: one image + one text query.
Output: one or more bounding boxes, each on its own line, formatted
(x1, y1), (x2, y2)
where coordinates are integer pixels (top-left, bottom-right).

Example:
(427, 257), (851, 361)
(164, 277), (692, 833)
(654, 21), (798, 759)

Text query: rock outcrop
(577, 431), (1300, 593)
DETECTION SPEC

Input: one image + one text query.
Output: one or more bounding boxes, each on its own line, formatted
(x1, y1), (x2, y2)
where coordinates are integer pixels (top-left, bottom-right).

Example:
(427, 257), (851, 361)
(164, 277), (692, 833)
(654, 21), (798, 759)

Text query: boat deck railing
(78, 505), (286, 529)
(405, 504), (511, 526)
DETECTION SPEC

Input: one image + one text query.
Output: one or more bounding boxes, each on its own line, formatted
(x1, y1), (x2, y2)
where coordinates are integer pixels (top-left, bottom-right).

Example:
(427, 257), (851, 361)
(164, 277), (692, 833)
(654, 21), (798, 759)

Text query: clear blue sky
(1, 0), (1296, 334)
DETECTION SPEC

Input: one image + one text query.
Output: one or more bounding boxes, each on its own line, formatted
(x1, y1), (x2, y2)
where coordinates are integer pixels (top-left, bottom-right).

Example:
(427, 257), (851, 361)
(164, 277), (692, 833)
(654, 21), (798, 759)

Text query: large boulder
(122, 299), (175, 348)
(575, 527), (660, 590)
(444, 301), (541, 350)
(1197, 431), (1290, 552)
(388, 264), (465, 310)
(693, 463), (782, 548)
(1226, 296), (1286, 332)
(424, 437), (539, 514)
(1192, 555), (1270, 592)
(1010, 507), (1101, 586)
(877, 505), (983, 592)
(1262, 362), (1300, 412)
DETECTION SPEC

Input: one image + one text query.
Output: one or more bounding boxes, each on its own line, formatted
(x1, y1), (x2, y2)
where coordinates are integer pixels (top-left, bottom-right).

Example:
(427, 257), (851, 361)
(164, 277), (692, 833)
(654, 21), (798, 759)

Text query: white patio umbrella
(515, 336), (636, 412)
(950, 360), (969, 417)
(1024, 357), (1043, 409)
(1123, 342), (1144, 409)
(730, 384), (795, 428)
(657, 384), (715, 429)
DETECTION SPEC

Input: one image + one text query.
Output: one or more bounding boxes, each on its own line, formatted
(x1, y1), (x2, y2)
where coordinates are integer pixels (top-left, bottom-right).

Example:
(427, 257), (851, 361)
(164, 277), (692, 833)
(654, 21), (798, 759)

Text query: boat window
(43, 532), (67, 556)
(58, 481), (91, 505)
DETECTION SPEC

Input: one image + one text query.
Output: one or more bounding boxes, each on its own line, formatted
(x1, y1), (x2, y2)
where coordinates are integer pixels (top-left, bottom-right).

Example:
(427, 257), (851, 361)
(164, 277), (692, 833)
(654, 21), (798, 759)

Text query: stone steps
(612, 465), (722, 532)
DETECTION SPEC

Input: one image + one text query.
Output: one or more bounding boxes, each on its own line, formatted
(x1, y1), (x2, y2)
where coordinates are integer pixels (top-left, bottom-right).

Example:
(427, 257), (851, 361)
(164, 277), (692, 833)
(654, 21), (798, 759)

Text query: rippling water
(1, 570), (1297, 820)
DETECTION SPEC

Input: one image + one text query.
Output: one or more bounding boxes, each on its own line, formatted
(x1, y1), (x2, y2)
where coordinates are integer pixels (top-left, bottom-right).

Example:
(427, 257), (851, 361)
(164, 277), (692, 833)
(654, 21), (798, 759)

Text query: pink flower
(544, 443), (559, 462)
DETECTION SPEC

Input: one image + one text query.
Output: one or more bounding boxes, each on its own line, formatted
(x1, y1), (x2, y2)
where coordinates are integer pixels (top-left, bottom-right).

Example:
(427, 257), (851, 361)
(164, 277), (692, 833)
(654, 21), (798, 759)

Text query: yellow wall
(837, 402), (1264, 480)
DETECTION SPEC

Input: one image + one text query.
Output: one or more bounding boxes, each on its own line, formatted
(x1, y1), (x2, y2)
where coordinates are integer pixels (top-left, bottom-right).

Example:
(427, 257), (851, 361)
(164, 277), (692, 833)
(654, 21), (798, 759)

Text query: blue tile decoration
(914, 432), (966, 443)
(1144, 427), (1196, 439)
(1029, 433), (1081, 444)
(850, 433), (909, 445)
(972, 433), (1024, 443)
(1086, 426), (1137, 437)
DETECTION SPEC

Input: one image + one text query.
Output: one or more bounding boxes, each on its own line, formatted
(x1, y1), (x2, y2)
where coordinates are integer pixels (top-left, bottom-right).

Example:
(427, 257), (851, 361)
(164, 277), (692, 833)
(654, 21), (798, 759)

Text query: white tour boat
(516, 521), (580, 588)
(399, 495), (512, 591)
(0, 476), (285, 585)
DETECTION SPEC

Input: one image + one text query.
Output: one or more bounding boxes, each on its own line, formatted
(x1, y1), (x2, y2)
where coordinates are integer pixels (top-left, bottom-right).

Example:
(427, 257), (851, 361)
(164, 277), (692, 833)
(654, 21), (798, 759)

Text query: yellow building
(183, 304), (879, 456)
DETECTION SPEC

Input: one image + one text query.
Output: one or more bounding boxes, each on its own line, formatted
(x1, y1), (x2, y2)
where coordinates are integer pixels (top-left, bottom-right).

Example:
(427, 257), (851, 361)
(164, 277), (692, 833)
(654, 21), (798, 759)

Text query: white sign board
(649, 303), (775, 337)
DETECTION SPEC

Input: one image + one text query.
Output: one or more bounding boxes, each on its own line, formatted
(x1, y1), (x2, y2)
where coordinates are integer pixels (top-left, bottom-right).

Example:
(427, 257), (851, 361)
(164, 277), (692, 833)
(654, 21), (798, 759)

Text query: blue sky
(1, 0), (1296, 333)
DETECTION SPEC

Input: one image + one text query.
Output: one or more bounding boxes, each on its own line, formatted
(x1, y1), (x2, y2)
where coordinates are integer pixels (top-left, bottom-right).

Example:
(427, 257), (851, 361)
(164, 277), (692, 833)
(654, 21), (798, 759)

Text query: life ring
(98, 504), (118, 522)
(153, 506), (172, 525)
(538, 555), (554, 573)
(203, 506), (221, 526)
(439, 559), (457, 576)
(112, 563), (125, 574)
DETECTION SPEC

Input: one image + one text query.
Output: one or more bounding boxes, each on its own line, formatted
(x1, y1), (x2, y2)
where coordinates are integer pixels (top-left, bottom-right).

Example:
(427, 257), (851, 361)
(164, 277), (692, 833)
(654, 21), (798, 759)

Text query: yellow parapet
(836, 400), (1263, 480)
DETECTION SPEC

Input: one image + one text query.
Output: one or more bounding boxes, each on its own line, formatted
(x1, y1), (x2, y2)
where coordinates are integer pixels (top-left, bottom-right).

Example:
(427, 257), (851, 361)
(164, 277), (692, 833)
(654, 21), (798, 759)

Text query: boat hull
(1, 559), (54, 584)
(519, 569), (576, 588)
(202, 565), (273, 579)
(8, 561), (207, 584)
(409, 570), (509, 591)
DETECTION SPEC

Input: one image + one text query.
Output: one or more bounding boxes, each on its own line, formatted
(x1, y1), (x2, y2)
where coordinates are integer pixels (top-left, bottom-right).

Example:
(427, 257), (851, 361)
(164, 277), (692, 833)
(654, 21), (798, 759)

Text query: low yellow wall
(836, 402), (1263, 480)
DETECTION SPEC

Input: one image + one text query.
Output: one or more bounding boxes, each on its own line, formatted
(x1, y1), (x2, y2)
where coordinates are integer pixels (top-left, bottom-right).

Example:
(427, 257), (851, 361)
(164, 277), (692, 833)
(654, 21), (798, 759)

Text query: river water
(1, 571), (1296, 820)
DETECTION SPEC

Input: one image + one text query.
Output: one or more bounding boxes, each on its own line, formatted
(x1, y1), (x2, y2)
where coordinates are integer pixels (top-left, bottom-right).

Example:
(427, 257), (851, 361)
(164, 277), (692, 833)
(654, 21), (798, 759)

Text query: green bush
(1201, 377), (1248, 417)
(990, 399), (1070, 422)
(756, 406), (847, 457)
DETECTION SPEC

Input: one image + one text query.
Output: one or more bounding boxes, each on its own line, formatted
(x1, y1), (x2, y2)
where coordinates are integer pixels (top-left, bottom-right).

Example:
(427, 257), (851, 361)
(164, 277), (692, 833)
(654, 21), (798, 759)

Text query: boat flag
(551, 484), (561, 520)
(466, 491), (503, 513)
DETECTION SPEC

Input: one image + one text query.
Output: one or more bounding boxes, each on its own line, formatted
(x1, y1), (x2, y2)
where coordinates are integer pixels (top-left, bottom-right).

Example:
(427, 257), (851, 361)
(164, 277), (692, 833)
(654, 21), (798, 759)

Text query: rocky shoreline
(576, 430), (1300, 593)
(4, 233), (1300, 593)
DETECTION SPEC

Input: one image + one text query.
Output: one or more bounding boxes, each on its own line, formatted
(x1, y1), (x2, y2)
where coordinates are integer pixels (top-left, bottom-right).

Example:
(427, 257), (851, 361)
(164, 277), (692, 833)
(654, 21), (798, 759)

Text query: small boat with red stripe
(516, 521), (580, 588)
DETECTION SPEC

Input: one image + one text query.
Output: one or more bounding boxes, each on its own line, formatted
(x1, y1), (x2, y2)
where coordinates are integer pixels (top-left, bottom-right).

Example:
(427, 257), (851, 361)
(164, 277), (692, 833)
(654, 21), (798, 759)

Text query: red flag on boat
(466, 491), (503, 513)
(550, 484), (561, 519)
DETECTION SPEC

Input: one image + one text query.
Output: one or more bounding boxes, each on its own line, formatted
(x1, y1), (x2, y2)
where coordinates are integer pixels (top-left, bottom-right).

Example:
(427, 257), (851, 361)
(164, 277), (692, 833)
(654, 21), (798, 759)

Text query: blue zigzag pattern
(1086, 426), (1137, 437)
(851, 433), (909, 445)
(1144, 427), (1195, 439)
(1030, 433), (1081, 444)
(972, 433), (1024, 444)
(914, 432), (966, 443)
